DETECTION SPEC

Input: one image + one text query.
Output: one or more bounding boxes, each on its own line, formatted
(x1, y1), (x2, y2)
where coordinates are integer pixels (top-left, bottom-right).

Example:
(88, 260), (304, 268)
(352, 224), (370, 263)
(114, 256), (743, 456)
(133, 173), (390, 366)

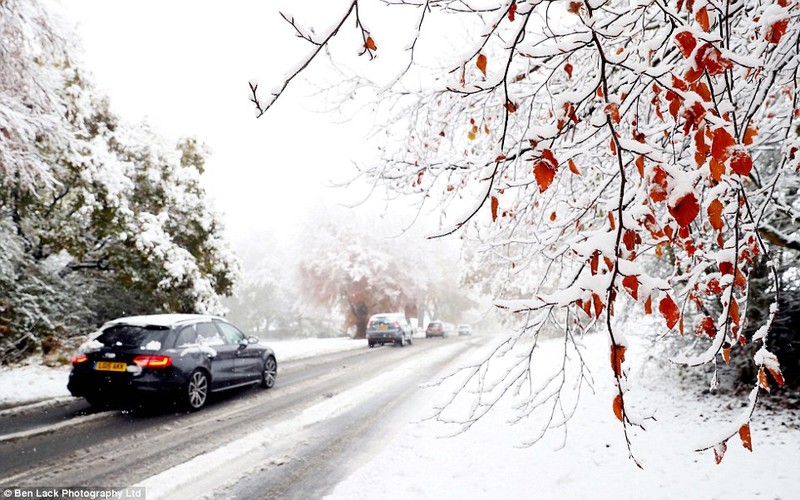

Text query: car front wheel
(261, 356), (277, 389)
(186, 370), (209, 411)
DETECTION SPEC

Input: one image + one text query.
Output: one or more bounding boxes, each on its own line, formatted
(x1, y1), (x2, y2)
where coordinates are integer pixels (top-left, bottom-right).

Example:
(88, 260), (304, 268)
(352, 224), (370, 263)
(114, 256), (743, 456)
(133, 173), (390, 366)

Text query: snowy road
(0, 336), (485, 498)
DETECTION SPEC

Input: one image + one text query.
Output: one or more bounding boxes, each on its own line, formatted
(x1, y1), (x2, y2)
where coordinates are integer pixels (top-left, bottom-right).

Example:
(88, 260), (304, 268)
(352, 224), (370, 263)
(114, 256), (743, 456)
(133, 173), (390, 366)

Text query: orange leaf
(729, 296), (740, 326)
(610, 344), (627, 377)
(610, 137), (617, 155)
(669, 192), (700, 227)
(534, 160), (557, 193)
(644, 295), (653, 315)
(508, 1), (517, 21)
(766, 18), (789, 44)
(564, 63), (573, 78)
(696, 6), (710, 32)
(605, 103), (621, 123)
(635, 155), (645, 177)
(568, 1), (582, 14)
(758, 367), (770, 390)
(491, 196), (499, 222)
(739, 423), (753, 452)
(364, 36), (377, 51)
(622, 275), (639, 300)
(707, 198), (724, 230)
(505, 101), (517, 113)
(659, 295), (680, 329)
(613, 394), (624, 422)
(494, 155), (507, 163)
(730, 150), (753, 176)
(709, 158), (726, 182)
(723, 345), (731, 364)
(592, 293), (605, 319)
(476, 54), (487, 76)
(568, 159), (581, 175)
(743, 126), (758, 146)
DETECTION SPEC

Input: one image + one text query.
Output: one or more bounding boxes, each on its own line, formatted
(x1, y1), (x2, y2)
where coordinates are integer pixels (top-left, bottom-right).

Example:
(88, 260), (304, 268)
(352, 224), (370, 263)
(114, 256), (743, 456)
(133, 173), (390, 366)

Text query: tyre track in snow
(0, 338), (478, 489)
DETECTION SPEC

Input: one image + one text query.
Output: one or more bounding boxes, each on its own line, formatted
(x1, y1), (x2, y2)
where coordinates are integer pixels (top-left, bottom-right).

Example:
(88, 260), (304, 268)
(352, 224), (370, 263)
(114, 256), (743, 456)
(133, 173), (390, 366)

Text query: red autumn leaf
(739, 423), (753, 452)
(761, 350), (786, 385)
(670, 192), (700, 227)
(590, 253), (599, 275)
(719, 261), (734, 275)
(674, 30), (697, 58)
(592, 293), (605, 319)
(608, 212), (616, 230)
(622, 229), (638, 251)
(696, 6), (710, 32)
(568, 1), (582, 14)
(568, 159), (581, 175)
(659, 295), (681, 329)
(730, 149), (753, 176)
(609, 137), (617, 155)
(707, 198), (724, 230)
(611, 344), (627, 377)
(622, 275), (639, 300)
(491, 196), (499, 222)
(613, 394), (624, 422)
(711, 127), (736, 163)
(564, 63), (573, 78)
(695, 128), (709, 166)
(644, 295), (653, 315)
(508, 1), (517, 21)
(695, 316), (717, 337)
(695, 43), (733, 76)
(735, 268), (747, 289)
(534, 161), (557, 193)
(495, 155), (507, 163)
(476, 53), (487, 76)
(766, 18), (789, 44)
(541, 149), (557, 167)
(364, 36), (377, 51)
(723, 344), (731, 364)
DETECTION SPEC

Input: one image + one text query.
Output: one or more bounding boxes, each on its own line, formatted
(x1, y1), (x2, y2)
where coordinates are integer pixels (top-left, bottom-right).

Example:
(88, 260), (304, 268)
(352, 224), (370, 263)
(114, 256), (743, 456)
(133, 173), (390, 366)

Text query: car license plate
(94, 361), (127, 372)
(378, 325), (388, 331)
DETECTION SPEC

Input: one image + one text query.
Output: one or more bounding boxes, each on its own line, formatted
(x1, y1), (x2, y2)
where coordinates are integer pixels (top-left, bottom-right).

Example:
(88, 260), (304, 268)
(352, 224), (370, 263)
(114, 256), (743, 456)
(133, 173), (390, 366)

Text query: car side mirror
(247, 336), (259, 344)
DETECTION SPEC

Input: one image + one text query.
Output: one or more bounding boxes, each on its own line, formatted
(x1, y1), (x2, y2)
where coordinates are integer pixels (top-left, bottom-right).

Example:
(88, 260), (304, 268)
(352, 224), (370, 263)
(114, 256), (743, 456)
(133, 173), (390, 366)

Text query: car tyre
(261, 356), (277, 389)
(368, 342), (376, 348)
(407, 334), (413, 345)
(186, 369), (209, 411)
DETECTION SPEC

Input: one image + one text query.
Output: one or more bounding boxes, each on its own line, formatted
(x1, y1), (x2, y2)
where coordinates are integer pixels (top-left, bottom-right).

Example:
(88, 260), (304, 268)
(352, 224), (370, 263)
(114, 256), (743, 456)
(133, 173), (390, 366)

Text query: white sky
(55, 0), (382, 241)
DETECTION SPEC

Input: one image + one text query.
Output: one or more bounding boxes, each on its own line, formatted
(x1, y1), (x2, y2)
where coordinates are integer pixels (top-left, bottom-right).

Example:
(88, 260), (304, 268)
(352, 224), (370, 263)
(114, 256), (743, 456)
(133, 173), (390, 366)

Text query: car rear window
(370, 316), (396, 326)
(96, 324), (170, 349)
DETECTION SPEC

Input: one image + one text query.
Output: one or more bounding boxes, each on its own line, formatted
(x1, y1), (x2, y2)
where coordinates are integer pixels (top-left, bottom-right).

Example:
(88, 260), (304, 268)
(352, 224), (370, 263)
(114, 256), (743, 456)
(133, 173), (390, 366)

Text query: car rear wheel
(186, 370), (209, 411)
(261, 356), (277, 389)
(84, 394), (108, 409)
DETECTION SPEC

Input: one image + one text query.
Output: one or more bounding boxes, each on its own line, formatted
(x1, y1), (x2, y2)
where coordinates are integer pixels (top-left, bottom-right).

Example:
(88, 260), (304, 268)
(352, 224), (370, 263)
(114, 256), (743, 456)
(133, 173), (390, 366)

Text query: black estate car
(68, 314), (277, 410)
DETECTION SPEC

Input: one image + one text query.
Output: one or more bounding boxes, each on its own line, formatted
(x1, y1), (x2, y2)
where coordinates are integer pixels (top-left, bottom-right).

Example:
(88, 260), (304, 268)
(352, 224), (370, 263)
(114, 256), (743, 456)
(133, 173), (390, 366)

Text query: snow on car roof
(105, 314), (222, 328)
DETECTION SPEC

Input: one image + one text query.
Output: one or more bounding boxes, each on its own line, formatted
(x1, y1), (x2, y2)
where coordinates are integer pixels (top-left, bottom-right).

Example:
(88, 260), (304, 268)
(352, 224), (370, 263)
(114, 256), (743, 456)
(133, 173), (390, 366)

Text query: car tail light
(71, 354), (88, 364)
(133, 355), (172, 368)
(393, 321), (399, 327)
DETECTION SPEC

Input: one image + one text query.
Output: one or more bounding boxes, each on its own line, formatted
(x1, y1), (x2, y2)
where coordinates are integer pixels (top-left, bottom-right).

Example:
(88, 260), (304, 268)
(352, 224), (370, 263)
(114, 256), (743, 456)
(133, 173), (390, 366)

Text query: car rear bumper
(68, 370), (187, 401)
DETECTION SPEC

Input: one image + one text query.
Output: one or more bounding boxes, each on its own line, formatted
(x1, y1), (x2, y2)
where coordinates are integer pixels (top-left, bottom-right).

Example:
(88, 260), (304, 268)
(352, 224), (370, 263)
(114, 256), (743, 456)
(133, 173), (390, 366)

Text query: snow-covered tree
(253, 0), (798, 463)
(0, 0), (239, 360)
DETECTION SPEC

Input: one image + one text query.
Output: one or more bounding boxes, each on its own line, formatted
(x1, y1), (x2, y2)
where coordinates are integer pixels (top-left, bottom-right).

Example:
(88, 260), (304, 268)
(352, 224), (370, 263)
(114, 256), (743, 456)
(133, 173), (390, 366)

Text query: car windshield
(96, 324), (170, 349)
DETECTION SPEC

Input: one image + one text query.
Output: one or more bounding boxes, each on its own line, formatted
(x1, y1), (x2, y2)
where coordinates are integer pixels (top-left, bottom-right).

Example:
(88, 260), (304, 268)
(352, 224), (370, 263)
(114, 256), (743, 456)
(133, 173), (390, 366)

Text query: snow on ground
(325, 329), (800, 500)
(0, 337), (362, 407)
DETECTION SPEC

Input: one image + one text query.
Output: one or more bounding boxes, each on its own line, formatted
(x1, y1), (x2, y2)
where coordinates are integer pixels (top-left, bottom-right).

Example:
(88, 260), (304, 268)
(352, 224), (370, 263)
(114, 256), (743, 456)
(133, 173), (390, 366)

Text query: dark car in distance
(426, 320), (450, 338)
(68, 314), (277, 411)
(366, 313), (414, 347)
